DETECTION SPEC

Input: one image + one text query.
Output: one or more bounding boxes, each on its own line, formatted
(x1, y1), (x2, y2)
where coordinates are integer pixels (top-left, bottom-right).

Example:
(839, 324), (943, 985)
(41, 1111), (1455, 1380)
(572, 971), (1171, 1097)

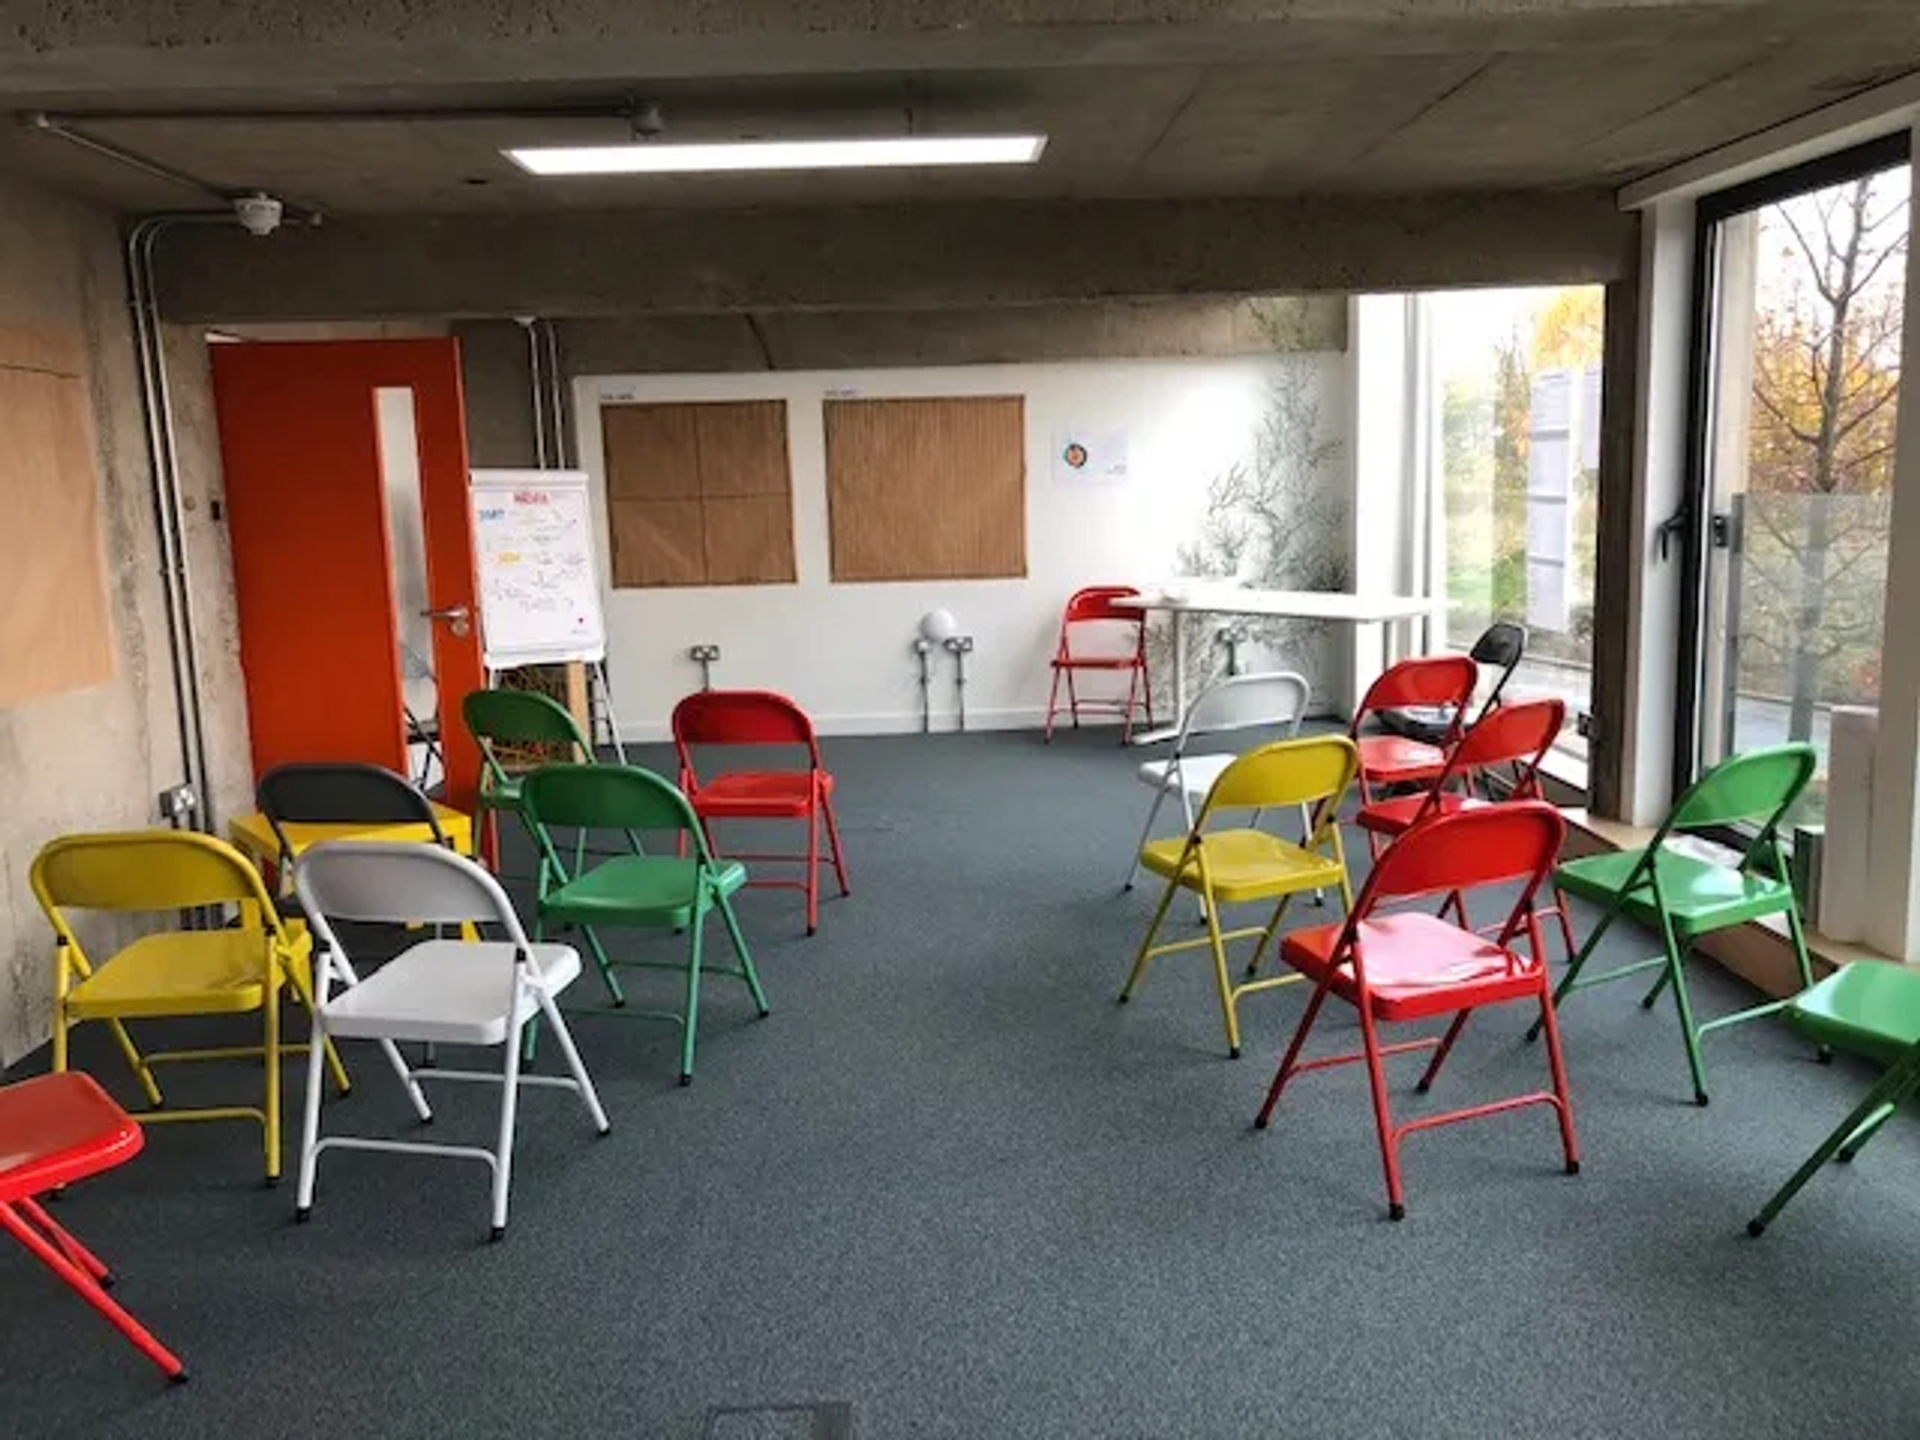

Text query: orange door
(209, 338), (484, 812)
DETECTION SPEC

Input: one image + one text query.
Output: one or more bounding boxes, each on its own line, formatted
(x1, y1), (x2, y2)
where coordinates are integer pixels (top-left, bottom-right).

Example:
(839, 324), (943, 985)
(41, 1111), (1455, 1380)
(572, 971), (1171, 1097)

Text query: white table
(1113, 585), (1438, 721)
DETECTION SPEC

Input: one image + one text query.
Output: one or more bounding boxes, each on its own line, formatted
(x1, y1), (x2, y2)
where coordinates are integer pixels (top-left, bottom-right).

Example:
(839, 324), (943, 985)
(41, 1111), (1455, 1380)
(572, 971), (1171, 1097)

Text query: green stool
(520, 763), (769, 1085)
(1535, 743), (1822, 1106)
(1747, 961), (1920, 1235)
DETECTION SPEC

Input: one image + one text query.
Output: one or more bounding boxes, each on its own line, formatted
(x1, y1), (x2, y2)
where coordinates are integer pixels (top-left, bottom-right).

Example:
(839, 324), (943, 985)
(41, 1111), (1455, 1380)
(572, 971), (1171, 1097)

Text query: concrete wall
(0, 177), (249, 1065)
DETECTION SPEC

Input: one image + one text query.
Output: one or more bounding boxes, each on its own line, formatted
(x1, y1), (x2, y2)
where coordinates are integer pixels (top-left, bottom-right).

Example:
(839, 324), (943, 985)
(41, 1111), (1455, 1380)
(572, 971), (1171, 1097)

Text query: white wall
(573, 355), (1348, 738)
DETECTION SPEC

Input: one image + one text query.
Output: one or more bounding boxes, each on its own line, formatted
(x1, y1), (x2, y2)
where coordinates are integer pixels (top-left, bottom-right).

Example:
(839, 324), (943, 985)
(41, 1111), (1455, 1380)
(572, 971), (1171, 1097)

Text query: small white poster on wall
(1053, 428), (1130, 484)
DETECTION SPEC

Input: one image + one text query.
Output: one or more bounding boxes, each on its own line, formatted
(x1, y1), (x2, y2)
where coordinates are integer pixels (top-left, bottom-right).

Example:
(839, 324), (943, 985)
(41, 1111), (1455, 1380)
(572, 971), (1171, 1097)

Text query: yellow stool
(1120, 734), (1358, 1057)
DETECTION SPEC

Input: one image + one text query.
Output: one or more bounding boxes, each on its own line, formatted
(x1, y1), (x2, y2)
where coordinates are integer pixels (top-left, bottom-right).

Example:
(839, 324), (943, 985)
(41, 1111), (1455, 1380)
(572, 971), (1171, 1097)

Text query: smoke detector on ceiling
(231, 191), (284, 237)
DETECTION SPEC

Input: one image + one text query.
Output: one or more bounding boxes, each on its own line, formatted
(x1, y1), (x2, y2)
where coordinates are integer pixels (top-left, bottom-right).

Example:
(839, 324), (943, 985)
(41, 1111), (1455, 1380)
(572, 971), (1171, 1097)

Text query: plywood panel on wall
(0, 326), (114, 707)
(824, 396), (1027, 582)
(603, 399), (795, 587)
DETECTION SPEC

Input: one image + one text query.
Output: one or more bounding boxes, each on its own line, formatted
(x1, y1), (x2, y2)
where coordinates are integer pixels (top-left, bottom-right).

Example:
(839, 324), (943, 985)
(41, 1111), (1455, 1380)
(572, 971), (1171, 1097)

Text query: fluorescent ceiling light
(505, 134), (1048, 176)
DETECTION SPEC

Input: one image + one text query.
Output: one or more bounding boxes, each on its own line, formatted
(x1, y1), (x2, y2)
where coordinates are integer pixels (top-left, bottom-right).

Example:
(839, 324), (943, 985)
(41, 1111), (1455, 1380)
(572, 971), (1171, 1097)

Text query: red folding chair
(1353, 696), (1577, 956)
(0, 1072), (186, 1381)
(1348, 654), (1479, 806)
(1254, 802), (1580, 1221)
(1043, 586), (1154, 744)
(672, 689), (850, 936)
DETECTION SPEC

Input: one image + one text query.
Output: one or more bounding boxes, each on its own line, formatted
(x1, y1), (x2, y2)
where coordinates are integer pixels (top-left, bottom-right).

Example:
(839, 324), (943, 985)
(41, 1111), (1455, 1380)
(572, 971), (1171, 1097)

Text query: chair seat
(1282, 911), (1545, 1021)
(1354, 791), (1488, 836)
(541, 854), (748, 926)
(1356, 734), (1448, 781)
(689, 770), (831, 818)
(1135, 752), (1233, 798)
(1554, 845), (1795, 935)
(66, 927), (306, 1020)
(323, 940), (582, 1046)
(0, 1073), (143, 1201)
(1138, 828), (1341, 904)
(1786, 961), (1920, 1066)
(1052, 655), (1145, 670)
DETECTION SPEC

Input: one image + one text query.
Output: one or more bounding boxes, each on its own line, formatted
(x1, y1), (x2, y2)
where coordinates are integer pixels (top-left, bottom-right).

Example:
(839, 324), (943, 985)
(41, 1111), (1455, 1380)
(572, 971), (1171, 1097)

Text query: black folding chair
(1380, 621), (1527, 744)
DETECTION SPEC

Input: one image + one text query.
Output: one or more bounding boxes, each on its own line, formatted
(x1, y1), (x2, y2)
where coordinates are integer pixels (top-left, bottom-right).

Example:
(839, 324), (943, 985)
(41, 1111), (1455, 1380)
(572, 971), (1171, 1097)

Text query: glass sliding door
(1691, 138), (1910, 824)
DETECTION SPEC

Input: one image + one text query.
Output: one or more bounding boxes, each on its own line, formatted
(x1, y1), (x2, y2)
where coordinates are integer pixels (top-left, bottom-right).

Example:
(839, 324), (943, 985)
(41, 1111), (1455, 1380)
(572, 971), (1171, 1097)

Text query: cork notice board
(602, 399), (795, 587)
(824, 396), (1027, 582)
(0, 325), (115, 706)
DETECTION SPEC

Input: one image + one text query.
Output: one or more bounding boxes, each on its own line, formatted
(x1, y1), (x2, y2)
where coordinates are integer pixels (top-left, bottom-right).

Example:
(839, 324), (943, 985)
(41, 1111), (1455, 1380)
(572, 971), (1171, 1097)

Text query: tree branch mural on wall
(1149, 348), (1348, 709)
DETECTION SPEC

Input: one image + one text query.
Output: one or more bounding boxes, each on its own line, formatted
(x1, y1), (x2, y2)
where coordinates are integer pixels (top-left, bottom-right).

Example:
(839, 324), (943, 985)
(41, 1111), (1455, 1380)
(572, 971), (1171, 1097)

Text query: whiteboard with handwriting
(469, 469), (606, 670)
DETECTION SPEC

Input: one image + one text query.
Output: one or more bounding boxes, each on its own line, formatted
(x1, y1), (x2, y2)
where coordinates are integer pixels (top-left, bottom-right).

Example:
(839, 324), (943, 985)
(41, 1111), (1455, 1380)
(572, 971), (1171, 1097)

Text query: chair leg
(1244, 893), (1297, 980)
(295, 1009), (330, 1220)
(1355, 1005), (1408, 1220)
(535, 987), (612, 1135)
(16, 1197), (112, 1282)
(1748, 1052), (1920, 1236)
(491, 1007), (524, 1240)
(1123, 787), (1171, 893)
(1119, 874), (1182, 1003)
(1298, 802), (1326, 906)
(1782, 904), (1830, 1061)
(1200, 892), (1242, 1058)
(0, 1202), (185, 1380)
(1652, 912), (1711, 1106)
(716, 892), (770, 1017)
(263, 978), (282, 1184)
(580, 924), (627, 1007)
(822, 795), (852, 898)
(1415, 1011), (1471, 1094)
(1552, 889), (1578, 964)
(679, 909), (707, 1086)
(1534, 990), (1582, 1174)
(804, 802), (821, 936)
(1043, 667), (1063, 742)
(1528, 901), (1625, 1042)
(1064, 667), (1081, 729)
(282, 959), (352, 1097)
(1255, 981), (1331, 1128)
(1120, 665), (1140, 746)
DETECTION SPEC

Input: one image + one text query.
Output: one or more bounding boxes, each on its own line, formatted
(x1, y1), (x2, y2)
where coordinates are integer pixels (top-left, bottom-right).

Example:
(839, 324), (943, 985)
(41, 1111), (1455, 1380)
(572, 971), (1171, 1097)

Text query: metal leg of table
(1169, 614), (1189, 725)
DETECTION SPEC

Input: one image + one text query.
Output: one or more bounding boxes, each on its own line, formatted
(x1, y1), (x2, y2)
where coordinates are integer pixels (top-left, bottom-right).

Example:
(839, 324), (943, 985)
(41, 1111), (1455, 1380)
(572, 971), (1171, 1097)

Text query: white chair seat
(322, 940), (582, 1046)
(1136, 752), (1234, 799)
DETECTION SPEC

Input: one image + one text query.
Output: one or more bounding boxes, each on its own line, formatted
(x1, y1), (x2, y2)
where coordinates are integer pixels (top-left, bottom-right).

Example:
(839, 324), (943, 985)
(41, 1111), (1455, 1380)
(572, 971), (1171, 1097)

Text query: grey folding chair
(293, 840), (610, 1242)
(1122, 670), (1314, 895)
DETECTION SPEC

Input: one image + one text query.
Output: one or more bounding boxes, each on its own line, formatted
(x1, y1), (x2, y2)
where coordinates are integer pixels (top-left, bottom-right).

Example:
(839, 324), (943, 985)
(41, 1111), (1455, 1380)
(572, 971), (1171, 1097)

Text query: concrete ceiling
(0, 1), (1916, 216)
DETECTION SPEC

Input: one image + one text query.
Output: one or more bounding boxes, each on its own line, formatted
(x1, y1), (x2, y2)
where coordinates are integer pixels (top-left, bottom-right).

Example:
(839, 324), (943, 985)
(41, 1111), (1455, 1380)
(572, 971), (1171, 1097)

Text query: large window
(1423, 286), (1605, 759)
(1688, 138), (1910, 825)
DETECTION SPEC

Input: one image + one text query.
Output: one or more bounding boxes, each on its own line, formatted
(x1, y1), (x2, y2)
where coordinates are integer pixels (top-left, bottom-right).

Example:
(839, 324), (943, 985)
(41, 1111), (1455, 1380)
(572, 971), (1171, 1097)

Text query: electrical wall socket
(689, 644), (721, 663)
(943, 635), (976, 654)
(158, 783), (197, 820)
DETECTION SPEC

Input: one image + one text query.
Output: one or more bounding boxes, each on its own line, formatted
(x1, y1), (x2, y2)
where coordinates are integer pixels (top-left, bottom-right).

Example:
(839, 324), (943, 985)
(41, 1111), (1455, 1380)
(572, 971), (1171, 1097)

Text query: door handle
(421, 603), (471, 638)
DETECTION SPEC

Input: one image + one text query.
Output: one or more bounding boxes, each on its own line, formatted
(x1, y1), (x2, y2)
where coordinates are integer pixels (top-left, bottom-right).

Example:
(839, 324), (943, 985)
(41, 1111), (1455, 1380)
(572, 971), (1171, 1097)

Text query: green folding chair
(1533, 743), (1822, 1106)
(519, 763), (768, 1085)
(1746, 961), (1920, 1235)
(462, 688), (595, 868)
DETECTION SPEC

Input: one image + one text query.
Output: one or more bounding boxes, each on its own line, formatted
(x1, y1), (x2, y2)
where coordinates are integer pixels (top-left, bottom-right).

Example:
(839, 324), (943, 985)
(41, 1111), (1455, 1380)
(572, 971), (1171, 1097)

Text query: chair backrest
(461, 688), (592, 772)
(1176, 671), (1311, 751)
(295, 840), (528, 936)
(672, 689), (818, 750)
(1351, 802), (1565, 947)
(256, 762), (446, 863)
(1667, 743), (1818, 834)
(1061, 585), (1144, 626)
(519, 763), (702, 838)
(1202, 734), (1359, 815)
(31, 830), (280, 925)
(1353, 654), (1480, 726)
(1468, 621), (1528, 714)
(1434, 697), (1566, 798)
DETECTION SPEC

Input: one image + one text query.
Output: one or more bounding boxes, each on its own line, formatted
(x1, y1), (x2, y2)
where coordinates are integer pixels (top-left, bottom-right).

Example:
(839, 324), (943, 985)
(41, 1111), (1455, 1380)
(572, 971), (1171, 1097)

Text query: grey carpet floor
(3, 729), (1918, 1439)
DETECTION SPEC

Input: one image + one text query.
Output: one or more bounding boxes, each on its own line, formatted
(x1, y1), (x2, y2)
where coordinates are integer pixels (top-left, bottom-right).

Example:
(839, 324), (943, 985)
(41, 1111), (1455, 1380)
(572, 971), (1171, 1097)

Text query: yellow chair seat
(1138, 828), (1344, 904)
(66, 927), (307, 1021)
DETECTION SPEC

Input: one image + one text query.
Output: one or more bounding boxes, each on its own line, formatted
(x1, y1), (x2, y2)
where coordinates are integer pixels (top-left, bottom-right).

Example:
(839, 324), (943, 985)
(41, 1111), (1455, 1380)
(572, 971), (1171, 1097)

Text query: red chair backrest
(1061, 585), (1144, 626)
(672, 689), (818, 752)
(1352, 655), (1479, 728)
(1352, 802), (1565, 934)
(1435, 696), (1566, 799)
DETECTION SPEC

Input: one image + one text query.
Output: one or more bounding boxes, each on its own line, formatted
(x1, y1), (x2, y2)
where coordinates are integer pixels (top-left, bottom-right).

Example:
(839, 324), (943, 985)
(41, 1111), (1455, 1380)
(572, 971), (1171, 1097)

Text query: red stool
(1044, 586), (1154, 744)
(0, 1072), (186, 1381)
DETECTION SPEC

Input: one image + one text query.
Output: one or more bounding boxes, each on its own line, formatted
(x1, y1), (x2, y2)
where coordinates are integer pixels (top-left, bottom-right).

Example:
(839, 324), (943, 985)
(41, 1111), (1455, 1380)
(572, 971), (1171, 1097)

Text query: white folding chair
(292, 840), (610, 1241)
(1122, 670), (1315, 894)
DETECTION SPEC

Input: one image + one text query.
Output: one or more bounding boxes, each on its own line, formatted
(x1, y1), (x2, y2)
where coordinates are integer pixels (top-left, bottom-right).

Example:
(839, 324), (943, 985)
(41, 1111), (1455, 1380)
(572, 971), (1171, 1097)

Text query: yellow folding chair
(30, 830), (351, 1184)
(1120, 734), (1359, 1057)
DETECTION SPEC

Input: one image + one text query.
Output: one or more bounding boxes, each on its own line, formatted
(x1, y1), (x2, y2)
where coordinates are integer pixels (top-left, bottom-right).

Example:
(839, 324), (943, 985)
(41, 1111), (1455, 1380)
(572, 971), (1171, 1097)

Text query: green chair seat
(543, 855), (747, 926)
(1539, 743), (1820, 1106)
(1749, 961), (1920, 1236)
(1556, 847), (1799, 935)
